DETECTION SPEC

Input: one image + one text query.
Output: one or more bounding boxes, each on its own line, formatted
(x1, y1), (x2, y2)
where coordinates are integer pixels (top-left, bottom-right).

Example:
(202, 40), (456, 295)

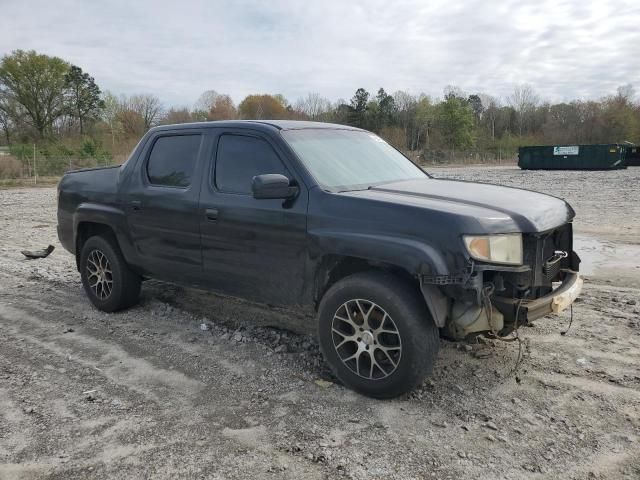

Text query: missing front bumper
(492, 272), (583, 324)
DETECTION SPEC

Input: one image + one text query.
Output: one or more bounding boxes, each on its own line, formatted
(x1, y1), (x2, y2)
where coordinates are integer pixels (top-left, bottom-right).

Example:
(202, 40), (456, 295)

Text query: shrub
(0, 155), (25, 178)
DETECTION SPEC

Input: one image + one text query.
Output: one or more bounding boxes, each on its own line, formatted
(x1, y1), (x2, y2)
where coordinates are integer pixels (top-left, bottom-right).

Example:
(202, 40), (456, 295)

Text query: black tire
(318, 271), (439, 399)
(79, 235), (141, 312)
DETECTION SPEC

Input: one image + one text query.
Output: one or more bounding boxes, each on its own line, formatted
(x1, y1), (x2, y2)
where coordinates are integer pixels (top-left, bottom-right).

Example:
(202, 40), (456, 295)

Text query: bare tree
(193, 90), (219, 114)
(162, 107), (192, 124)
(393, 90), (418, 149)
(616, 84), (635, 102)
(508, 85), (539, 136)
(127, 94), (163, 130)
(576, 100), (603, 143)
(443, 85), (466, 100)
(294, 92), (332, 120)
(100, 91), (122, 147)
(479, 94), (500, 141)
(415, 94), (435, 148)
(0, 108), (11, 144)
(0, 92), (14, 144)
(207, 95), (237, 120)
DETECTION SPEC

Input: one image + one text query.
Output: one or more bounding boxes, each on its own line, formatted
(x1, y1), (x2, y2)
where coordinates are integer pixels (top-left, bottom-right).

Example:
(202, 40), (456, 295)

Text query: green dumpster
(625, 145), (640, 166)
(518, 144), (627, 170)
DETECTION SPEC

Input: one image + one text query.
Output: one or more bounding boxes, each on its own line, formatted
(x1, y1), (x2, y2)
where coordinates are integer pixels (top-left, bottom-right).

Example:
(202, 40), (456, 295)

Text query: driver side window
(215, 134), (286, 194)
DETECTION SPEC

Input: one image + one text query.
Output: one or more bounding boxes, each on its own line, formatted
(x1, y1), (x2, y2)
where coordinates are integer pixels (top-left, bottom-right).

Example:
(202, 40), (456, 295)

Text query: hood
(343, 178), (574, 233)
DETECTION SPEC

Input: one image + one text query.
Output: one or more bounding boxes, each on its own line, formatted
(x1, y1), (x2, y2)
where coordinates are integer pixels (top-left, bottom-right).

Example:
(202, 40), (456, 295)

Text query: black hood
(344, 178), (574, 233)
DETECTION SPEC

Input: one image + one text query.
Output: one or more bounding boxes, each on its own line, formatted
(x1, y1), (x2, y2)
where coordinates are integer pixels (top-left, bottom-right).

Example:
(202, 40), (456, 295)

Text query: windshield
(281, 129), (427, 191)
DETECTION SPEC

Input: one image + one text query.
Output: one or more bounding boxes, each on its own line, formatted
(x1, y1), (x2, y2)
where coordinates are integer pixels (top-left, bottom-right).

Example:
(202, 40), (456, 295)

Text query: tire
(79, 235), (141, 312)
(318, 271), (439, 399)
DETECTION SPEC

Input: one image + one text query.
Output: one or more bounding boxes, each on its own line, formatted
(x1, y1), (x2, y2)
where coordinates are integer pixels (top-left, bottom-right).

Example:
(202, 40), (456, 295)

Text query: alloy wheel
(331, 299), (402, 380)
(86, 249), (113, 300)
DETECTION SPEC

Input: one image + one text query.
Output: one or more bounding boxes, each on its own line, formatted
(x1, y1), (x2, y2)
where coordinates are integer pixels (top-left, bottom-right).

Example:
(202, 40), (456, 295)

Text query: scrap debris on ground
(20, 244), (55, 260)
(0, 166), (639, 479)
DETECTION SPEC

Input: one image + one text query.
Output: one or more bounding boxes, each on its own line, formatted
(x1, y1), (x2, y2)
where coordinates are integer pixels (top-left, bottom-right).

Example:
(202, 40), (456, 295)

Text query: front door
(199, 130), (308, 305)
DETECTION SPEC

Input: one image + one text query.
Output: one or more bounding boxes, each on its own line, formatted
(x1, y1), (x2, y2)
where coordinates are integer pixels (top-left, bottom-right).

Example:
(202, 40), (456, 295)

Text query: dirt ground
(0, 166), (639, 480)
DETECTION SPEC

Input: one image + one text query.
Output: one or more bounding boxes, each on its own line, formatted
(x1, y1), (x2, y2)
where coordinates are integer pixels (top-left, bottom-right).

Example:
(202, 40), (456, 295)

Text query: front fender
(308, 229), (451, 276)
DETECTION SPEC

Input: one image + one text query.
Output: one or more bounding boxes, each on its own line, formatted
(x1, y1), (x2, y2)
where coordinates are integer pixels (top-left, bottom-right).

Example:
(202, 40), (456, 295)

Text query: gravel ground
(0, 166), (639, 480)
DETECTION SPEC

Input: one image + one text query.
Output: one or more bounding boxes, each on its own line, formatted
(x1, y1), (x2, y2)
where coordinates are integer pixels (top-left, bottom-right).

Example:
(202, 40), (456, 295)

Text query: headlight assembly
(463, 233), (523, 265)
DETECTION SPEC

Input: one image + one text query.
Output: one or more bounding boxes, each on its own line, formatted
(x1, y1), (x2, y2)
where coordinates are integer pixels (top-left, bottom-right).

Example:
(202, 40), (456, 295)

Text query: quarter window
(215, 134), (286, 194)
(147, 134), (201, 187)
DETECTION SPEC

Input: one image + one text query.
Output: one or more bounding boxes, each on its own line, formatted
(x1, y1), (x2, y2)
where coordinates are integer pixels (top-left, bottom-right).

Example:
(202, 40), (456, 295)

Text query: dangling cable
(481, 286), (526, 378)
(482, 285), (518, 343)
(509, 298), (526, 378)
(560, 303), (574, 336)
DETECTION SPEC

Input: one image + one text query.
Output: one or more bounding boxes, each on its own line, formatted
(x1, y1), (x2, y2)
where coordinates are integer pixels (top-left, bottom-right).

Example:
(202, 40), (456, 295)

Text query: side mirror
(252, 174), (298, 200)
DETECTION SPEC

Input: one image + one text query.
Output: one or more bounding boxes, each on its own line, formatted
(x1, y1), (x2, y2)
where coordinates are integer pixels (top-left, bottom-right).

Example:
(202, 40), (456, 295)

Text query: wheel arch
(310, 231), (452, 320)
(313, 254), (450, 328)
(314, 254), (419, 306)
(74, 221), (118, 270)
(73, 202), (135, 271)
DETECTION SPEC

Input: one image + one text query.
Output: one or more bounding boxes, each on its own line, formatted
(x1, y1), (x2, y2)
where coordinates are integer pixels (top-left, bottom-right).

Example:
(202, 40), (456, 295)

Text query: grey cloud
(0, 0), (637, 107)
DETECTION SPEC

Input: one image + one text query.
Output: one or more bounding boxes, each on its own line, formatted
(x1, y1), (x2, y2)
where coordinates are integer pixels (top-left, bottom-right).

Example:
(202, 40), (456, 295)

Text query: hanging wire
(481, 285), (526, 378)
(560, 303), (574, 336)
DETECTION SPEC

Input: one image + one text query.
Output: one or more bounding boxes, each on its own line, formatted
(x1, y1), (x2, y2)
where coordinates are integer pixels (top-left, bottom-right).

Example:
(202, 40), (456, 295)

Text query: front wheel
(79, 235), (141, 312)
(318, 271), (439, 399)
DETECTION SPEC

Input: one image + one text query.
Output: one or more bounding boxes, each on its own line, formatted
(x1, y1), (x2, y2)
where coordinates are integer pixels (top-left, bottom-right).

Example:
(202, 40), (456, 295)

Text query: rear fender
(73, 203), (137, 265)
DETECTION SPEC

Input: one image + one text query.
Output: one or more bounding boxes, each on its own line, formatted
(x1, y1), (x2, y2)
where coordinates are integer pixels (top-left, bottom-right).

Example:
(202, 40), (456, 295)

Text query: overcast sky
(1, 0), (638, 108)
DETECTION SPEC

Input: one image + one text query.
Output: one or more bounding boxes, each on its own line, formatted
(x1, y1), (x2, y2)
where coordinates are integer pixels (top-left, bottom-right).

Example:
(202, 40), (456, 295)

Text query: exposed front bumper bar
(492, 272), (583, 323)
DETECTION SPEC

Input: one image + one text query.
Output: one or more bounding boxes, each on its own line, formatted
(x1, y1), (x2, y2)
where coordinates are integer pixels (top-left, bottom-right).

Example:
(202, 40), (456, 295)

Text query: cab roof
(151, 120), (362, 133)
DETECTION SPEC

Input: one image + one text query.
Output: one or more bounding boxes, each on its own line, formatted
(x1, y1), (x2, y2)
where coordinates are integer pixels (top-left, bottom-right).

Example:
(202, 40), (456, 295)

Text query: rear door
(198, 129), (308, 305)
(124, 129), (208, 283)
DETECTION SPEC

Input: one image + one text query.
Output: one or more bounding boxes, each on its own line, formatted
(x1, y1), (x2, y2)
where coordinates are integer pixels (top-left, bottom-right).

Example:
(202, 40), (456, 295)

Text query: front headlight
(463, 233), (523, 265)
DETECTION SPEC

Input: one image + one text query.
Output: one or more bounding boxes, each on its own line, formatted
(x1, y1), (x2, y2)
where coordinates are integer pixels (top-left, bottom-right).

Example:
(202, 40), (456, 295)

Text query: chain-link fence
(417, 148), (518, 166)
(0, 145), (117, 183)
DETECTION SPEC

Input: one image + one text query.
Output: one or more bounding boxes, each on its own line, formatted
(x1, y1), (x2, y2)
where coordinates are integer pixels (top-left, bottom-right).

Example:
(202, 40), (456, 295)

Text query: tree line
(1, 49), (639, 165)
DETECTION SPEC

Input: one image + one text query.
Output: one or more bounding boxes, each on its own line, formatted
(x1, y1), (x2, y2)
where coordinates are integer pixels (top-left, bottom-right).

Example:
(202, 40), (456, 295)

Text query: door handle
(205, 208), (219, 221)
(130, 200), (142, 211)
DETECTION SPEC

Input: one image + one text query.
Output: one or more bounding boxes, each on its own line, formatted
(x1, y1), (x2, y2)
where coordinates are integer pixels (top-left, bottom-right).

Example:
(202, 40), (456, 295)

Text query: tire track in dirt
(0, 276), (328, 479)
(0, 303), (204, 402)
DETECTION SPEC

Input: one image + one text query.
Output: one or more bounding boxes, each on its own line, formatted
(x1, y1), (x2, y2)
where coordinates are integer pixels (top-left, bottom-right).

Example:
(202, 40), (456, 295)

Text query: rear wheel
(318, 271), (439, 398)
(79, 235), (141, 312)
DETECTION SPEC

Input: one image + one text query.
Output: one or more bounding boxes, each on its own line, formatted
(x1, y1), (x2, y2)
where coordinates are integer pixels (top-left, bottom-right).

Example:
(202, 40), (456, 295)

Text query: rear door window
(215, 134), (286, 194)
(147, 134), (202, 187)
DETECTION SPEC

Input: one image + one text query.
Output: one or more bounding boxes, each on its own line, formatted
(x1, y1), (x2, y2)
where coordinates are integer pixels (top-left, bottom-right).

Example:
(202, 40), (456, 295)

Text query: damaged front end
(421, 223), (582, 340)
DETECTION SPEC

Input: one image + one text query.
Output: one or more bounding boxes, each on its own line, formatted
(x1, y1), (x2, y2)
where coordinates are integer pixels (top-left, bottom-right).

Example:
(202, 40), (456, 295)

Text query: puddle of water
(573, 235), (640, 277)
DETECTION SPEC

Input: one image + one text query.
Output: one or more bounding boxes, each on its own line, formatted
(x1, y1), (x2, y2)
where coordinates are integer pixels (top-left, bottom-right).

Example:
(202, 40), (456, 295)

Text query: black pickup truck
(57, 120), (582, 398)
